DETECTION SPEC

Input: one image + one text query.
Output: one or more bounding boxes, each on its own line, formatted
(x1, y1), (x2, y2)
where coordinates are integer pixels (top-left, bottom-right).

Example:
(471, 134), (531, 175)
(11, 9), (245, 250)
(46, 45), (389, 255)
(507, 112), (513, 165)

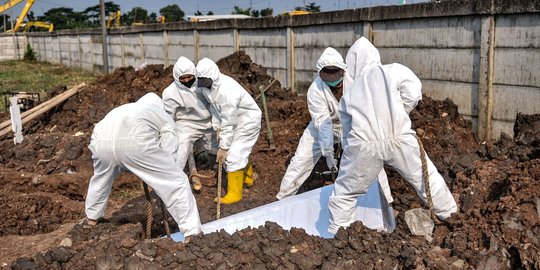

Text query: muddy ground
(1, 51), (539, 269)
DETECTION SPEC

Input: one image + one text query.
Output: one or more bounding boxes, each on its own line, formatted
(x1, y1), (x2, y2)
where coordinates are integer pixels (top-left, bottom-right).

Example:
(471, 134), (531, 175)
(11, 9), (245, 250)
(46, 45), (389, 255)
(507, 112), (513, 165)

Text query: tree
(305, 2), (321, 12)
(0, 14), (12, 31)
(149, 12), (157, 23)
(82, 1), (120, 27)
(260, 8), (273, 17)
(207, 11), (214, 15)
(232, 6), (250, 16)
(126, 7), (149, 24)
(41, 7), (85, 30)
(194, 10), (203, 16)
(26, 11), (35, 21)
(159, 4), (185, 22)
(251, 10), (260, 17)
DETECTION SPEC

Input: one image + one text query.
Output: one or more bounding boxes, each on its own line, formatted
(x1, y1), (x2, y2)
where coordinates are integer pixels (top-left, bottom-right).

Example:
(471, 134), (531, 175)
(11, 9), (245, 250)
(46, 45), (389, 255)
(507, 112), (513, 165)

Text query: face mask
(197, 77), (213, 89)
(180, 77), (196, 88)
(324, 77), (343, 87)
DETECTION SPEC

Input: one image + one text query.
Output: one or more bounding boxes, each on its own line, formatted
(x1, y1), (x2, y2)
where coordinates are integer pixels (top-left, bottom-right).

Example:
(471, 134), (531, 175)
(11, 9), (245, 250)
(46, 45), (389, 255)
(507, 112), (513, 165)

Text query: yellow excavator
(107, 10), (120, 28)
(1, 0), (54, 32)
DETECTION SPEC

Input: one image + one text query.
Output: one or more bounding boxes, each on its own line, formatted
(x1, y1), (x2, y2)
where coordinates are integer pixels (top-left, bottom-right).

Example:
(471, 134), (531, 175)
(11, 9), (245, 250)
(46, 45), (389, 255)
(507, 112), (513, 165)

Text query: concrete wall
(0, 0), (539, 140)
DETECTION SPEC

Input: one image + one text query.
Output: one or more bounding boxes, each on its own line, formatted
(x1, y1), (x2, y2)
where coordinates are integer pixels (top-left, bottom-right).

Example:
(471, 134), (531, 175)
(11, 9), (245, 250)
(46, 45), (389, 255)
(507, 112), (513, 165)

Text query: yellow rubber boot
(243, 162), (256, 187)
(215, 170), (244, 204)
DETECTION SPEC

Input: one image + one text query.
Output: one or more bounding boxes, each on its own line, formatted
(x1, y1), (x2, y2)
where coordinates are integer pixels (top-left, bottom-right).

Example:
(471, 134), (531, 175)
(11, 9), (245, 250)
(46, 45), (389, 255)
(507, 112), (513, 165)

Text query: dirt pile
(217, 50), (290, 99)
(1, 52), (539, 269)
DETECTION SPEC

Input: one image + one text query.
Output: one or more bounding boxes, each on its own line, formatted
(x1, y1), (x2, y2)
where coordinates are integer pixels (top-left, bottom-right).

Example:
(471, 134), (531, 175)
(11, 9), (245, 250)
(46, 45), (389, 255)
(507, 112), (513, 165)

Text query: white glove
(325, 154), (337, 171)
(216, 148), (228, 163)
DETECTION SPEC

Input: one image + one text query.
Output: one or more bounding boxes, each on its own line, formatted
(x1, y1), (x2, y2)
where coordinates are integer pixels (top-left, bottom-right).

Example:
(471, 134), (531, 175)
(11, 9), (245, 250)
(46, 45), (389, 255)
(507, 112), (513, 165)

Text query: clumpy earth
(1, 52), (538, 269)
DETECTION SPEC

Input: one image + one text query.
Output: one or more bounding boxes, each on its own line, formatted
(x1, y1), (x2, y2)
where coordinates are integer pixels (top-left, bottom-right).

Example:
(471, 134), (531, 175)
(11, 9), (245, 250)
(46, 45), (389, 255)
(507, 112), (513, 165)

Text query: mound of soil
(1, 52), (539, 269)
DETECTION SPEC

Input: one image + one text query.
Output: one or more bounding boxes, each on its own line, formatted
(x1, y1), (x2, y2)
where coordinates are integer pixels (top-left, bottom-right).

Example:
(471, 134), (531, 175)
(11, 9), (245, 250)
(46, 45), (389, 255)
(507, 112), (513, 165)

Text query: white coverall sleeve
(393, 64), (422, 114)
(217, 97), (236, 150)
(307, 88), (334, 157)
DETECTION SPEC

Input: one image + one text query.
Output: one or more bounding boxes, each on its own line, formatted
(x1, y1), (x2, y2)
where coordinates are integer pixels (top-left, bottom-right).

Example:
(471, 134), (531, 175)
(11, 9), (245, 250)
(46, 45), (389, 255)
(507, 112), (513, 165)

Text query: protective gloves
(216, 148), (228, 163)
(325, 154), (338, 172)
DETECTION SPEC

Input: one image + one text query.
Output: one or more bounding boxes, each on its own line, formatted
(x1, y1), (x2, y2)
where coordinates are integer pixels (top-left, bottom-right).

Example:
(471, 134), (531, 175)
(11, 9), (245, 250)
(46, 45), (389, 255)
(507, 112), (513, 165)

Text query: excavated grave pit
(1, 51), (538, 269)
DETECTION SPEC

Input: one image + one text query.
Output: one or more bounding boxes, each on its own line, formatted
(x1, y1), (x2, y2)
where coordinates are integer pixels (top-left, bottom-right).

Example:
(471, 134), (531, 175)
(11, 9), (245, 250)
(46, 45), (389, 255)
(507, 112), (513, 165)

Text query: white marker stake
(10, 97), (23, 144)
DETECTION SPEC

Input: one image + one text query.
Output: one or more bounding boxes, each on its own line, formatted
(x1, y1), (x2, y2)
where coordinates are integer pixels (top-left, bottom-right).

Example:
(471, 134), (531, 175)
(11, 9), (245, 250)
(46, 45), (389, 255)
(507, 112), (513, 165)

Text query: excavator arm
(22, 21), (53, 32)
(12, 0), (34, 32)
(0, 0), (24, 13)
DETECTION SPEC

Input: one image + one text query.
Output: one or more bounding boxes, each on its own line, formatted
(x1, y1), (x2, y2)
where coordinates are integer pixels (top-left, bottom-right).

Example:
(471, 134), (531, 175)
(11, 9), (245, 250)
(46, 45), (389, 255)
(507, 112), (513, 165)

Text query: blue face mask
(324, 77), (343, 87)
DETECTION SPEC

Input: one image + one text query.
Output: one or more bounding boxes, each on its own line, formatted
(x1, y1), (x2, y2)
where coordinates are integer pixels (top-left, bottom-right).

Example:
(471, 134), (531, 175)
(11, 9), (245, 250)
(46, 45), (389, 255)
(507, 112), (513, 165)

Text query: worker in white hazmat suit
(162, 56), (217, 169)
(276, 47), (393, 203)
(196, 58), (262, 204)
(84, 93), (202, 236)
(328, 37), (458, 234)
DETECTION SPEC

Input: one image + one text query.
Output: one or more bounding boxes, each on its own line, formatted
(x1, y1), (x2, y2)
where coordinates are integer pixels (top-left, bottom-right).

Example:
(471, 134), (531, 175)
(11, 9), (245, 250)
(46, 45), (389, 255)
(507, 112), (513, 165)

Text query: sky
(3, 0), (428, 18)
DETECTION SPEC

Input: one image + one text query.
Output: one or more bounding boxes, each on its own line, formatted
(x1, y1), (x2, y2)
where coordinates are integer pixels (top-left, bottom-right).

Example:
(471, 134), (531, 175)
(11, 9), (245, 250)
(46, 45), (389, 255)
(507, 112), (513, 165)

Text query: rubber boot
(214, 170), (244, 204)
(243, 162), (256, 187)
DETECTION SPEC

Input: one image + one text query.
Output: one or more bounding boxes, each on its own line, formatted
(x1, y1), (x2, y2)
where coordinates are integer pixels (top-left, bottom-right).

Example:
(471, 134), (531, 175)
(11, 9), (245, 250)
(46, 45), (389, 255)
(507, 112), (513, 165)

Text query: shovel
(258, 79), (277, 151)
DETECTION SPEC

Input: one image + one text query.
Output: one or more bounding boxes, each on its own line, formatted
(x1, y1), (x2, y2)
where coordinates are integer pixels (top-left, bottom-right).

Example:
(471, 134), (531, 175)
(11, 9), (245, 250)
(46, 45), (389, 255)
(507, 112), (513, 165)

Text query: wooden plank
(0, 83), (86, 137)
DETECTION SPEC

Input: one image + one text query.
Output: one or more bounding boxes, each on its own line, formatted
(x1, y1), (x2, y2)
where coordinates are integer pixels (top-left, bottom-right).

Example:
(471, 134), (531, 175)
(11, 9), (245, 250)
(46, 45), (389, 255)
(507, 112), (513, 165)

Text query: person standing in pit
(196, 58), (262, 204)
(162, 56), (217, 169)
(328, 37), (457, 234)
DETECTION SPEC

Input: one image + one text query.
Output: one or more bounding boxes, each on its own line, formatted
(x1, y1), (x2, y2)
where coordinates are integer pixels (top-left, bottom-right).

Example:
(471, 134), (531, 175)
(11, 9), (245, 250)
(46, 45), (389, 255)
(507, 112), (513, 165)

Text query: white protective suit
(162, 56), (217, 168)
(328, 37), (458, 234)
(85, 93), (202, 236)
(276, 48), (393, 202)
(196, 58), (262, 172)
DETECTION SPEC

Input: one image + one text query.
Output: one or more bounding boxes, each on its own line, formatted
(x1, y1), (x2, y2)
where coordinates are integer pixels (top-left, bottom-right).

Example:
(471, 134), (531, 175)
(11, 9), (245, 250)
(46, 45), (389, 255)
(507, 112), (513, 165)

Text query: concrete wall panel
(294, 23), (361, 48)
(372, 17), (480, 48)
(79, 35), (93, 70)
(493, 48), (540, 87)
(379, 47), (479, 83)
(240, 29), (287, 48)
(123, 34), (143, 67)
(495, 14), (540, 48)
(167, 31), (195, 63)
(493, 85), (540, 121)
(421, 80), (479, 118)
(143, 32), (165, 65)
(198, 29), (235, 61)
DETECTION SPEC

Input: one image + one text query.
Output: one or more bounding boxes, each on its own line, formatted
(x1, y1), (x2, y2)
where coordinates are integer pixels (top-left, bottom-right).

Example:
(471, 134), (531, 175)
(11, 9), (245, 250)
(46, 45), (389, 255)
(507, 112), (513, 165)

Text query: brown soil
(1, 52), (538, 269)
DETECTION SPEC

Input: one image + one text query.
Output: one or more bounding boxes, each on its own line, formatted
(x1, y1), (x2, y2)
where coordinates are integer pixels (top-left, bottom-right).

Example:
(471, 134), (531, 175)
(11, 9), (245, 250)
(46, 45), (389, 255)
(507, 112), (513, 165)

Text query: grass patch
(0, 60), (97, 111)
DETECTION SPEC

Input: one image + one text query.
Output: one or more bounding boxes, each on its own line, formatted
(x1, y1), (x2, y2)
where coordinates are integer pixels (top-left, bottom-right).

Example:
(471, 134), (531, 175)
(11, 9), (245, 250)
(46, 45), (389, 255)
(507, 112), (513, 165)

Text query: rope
(159, 199), (171, 238)
(416, 135), (441, 224)
(190, 171), (216, 180)
(216, 160), (223, 220)
(142, 182), (153, 239)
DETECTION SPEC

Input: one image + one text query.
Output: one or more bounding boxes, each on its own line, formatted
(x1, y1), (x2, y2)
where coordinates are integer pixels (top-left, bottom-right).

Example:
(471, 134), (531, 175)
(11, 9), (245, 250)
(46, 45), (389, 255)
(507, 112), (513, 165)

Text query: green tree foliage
(82, 1), (120, 27)
(260, 8), (273, 17)
(305, 2), (321, 12)
(207, 11), (214, 15)
(232, 6), (250, 16)
(159, 4), (185, 22)
(40, 7), (85, 30)
(149, 12), (157, 23)
(0, 14), (11, 31)
(294, 2), (320, 12)
(126, 7), (149, 24)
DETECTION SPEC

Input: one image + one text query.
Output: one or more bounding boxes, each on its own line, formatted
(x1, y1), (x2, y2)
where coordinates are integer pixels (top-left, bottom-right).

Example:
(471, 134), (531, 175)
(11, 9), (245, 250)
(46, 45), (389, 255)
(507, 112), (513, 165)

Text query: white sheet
(171, 180), (395, 242)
